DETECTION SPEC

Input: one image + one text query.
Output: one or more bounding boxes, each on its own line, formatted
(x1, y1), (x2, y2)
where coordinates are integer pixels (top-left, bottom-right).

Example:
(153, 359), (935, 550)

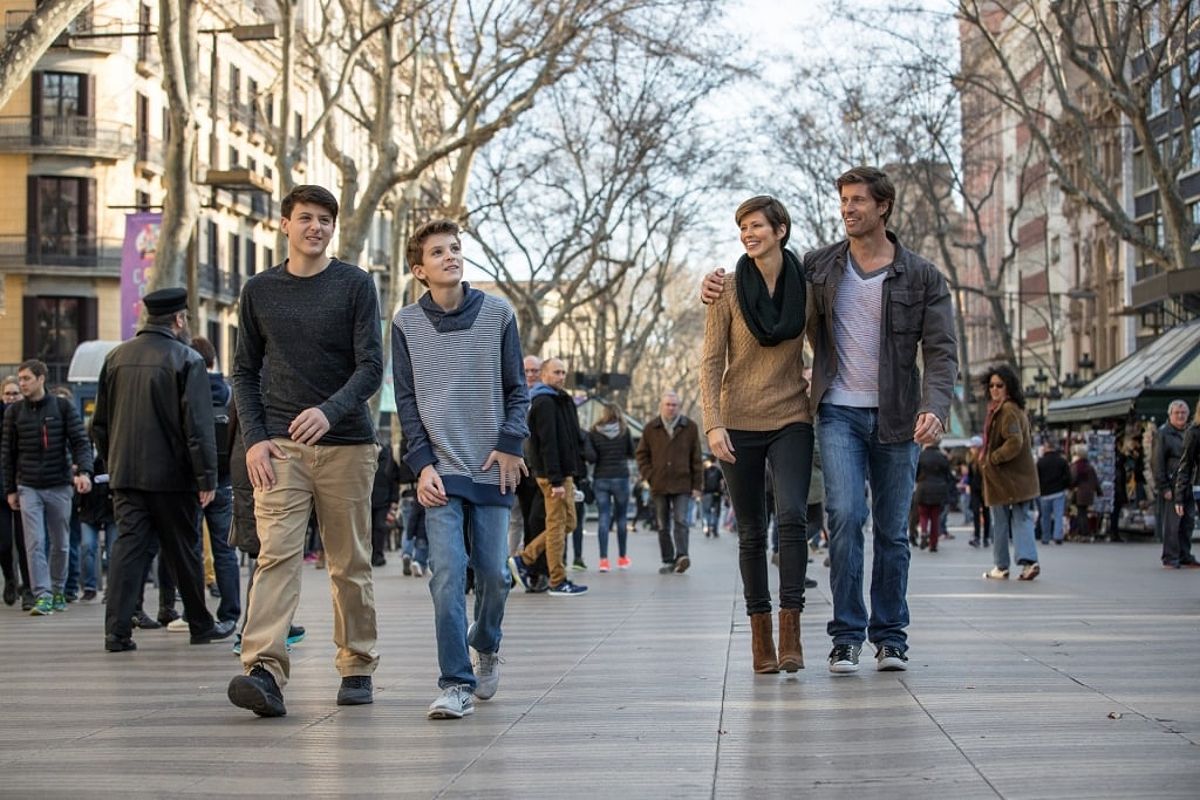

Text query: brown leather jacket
(636, 415), (702, 495)
(980, 400), (1039, 507)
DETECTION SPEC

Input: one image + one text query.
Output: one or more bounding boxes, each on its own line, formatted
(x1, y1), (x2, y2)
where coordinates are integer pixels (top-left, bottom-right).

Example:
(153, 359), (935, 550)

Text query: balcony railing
(0, 116), (134, 160)
(198, 264), (243, 302)
(0, 235), (123, 272)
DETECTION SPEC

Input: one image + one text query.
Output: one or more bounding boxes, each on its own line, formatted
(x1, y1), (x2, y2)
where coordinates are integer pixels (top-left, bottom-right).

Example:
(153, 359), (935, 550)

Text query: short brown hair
(281, 184), (338, 222)
(734, 196), (791, 248)
(18, 359), (47, 379)
(407, 219), (461, 285)
(191, 336), (217, 368)
(835, 166), (896, 223)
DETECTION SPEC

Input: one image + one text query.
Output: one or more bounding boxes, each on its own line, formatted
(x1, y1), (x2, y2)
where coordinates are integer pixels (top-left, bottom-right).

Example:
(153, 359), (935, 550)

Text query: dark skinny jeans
(721, 422), (813, 615)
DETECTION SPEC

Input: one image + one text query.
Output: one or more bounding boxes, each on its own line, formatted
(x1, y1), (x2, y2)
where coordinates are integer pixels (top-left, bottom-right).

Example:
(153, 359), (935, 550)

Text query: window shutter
(31, 71), (43, 136)
(26, 176), (39, 258)
(80, 297), (98, 341)
(83, 177), (97, 238)
(84, 74), (95, 118)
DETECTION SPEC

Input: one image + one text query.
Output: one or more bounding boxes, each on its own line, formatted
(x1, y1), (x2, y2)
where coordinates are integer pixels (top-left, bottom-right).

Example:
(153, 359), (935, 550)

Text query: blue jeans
(817, 405), (918, 651)
(703, 493), (721, 534)
(19, 485), (73, 598)
(425, 498), (511, 689)
(402, 500), (429, 566)
(1037, 493), (1065, 543)
(593, 477), (630, 559)
(990, 501), (1038, 569)
(80, 519), (113, 592)
(197, 485), (240, 622)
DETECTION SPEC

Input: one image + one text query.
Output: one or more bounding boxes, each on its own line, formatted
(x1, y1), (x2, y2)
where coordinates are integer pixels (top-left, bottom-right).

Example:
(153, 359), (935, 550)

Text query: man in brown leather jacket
(636, 391), (703, 574)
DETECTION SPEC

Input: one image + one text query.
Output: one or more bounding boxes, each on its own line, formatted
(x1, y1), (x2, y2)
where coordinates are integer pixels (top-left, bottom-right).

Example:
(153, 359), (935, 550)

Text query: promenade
(0, 522), (1197, 799)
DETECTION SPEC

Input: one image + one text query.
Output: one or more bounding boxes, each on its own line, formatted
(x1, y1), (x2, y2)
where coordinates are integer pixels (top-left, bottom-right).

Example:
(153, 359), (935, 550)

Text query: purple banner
(120, 212), (162, 339)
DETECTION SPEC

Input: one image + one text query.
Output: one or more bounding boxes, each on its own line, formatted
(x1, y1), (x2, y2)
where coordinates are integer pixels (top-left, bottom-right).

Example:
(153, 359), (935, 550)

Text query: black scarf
(735, 249), (806, 346)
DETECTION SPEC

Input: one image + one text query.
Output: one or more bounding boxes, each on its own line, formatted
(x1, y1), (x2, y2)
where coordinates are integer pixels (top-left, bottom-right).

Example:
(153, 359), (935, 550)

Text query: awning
(1046, 317), (1200, 425)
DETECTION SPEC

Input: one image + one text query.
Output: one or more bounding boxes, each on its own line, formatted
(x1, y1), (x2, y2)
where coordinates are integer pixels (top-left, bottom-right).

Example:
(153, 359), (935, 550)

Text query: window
(37, 71), (84, 117)
(23, 296), (96, 375)
(229, 232), (241, 277)
(246, 237), (257, 275)
(264, 246), (274, 268)
(136, 191), (150, 212)
(137, 3), (152, 64)
(27, 176), (94, 256)
(228, 146), (239, 167)
(247, 78), (258, 132)
(229, 64), (241, 123)
(1134, 148), (1152, 190)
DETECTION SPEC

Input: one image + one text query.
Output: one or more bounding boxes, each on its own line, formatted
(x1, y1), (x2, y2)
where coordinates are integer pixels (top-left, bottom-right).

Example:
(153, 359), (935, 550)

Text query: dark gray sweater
(233, 259), (383, 447)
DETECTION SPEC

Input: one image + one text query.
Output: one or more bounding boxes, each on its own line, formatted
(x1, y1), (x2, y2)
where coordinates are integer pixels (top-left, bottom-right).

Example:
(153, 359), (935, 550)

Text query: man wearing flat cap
(93, 287), (235, 651)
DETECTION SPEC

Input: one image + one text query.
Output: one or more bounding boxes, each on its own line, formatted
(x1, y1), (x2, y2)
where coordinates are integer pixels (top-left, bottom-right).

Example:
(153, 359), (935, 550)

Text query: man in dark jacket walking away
(636, 390), (703, 574)
(370, 435), (400, 567)
(1036, 442), (1071, 545)
(2, 359), (93, 615)
(93, 288), (234, 652)
(509, 358), (587, 596)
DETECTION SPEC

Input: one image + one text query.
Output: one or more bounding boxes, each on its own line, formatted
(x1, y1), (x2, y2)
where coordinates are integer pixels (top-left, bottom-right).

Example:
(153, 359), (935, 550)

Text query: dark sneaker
(570, 558), (587, 572)
(428, 684), (474, 719)
(674, 555), (690, 574)
(20, 590), (34, 612)
(371, 553), (386, 567)
(402, 553), (413, 575)
(526, 573), (550, 593)
(658, 563), (676, 574)
(52, 593), (67, 612)
(104, 636), (137, 653)
(132, 611), (162, 629)
(473, 652), (502, 700)
(286, 625), (306, 647)
(231, 633), (242, 656)
(548, 580), (588, 596)
(507, 555), (531, 590)
(875, 645), (908, 671)
(228, 665), (286, 717)
(208, 582), (221, 598)
(337, 675), (374, 706)
(3, 582), (16, 606)
(804, 577), (818, 588)
(81, 589), (97, 602)
(157, 608), (181, 626)
(191, 619), (236, 644)
(30, 596), (54, 616)
(828, 643), (861, 674)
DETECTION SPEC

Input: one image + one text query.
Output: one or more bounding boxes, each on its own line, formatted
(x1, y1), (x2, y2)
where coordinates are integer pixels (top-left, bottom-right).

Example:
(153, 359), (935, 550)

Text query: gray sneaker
(428, 684), (475, 719)
(474, 652), (502, 700)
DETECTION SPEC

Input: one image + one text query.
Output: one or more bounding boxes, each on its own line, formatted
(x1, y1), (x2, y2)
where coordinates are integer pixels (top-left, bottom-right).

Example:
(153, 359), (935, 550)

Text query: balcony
(0, 234), (122, 276)
(0, 116), (134, 161)
(136, 135), (165, 175)
(197, 264), (242, 303)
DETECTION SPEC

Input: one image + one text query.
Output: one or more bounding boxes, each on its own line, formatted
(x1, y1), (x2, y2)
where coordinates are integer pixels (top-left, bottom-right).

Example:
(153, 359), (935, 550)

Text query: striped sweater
(392, 286), (529, 507)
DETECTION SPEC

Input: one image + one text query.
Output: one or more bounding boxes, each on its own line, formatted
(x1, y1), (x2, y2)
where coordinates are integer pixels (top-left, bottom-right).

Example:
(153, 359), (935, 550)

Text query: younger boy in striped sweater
(392, 219), (530, 720)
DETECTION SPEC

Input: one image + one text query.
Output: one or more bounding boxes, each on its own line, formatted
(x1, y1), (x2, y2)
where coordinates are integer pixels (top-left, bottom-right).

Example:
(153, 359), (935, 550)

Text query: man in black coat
(508, 358), (587, 596)
(92, 288), (234, 652)
(1036, 442), (1071, 545)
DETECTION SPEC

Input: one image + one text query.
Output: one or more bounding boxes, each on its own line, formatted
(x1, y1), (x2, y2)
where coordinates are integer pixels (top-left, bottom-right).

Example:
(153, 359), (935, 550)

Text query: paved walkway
(0, 522), (1197, 798)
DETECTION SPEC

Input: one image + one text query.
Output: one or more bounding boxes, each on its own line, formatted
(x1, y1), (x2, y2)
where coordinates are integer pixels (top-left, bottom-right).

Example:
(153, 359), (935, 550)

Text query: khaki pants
(520, 477), (576, 587)
(240, 438), (379, 686)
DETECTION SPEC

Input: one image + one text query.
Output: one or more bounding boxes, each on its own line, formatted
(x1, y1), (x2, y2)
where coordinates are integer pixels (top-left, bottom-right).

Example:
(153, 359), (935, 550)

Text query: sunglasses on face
(989, 382), (1005, 388)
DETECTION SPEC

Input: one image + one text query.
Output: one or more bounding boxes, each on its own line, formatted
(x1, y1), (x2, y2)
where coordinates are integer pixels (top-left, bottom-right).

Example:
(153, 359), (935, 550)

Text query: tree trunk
(0, 0), (93, 112)
(150, 0), (201, 315)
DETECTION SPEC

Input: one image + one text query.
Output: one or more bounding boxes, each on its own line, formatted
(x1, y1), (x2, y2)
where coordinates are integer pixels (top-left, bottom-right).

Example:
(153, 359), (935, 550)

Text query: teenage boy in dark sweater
(393, 219), (529, 720)
(226, 185), (383, 718)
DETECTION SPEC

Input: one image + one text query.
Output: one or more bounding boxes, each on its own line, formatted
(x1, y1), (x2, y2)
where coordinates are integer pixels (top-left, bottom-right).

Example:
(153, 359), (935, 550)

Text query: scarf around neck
(735, 249), (806, 347)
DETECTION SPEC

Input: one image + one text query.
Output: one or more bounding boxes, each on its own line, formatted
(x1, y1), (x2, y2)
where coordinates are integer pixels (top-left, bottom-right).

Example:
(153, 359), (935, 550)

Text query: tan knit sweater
(700, 273), (813, 434)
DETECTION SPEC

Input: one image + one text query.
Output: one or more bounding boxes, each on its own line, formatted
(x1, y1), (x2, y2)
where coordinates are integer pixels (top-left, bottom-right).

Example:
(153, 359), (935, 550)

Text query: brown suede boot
(750, 612), (779, 673)
(777, 608), (804, 672)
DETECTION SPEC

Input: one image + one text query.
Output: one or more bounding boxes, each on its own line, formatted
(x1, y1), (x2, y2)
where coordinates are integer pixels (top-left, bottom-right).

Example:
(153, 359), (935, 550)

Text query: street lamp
(1078, 352), (1096, 383)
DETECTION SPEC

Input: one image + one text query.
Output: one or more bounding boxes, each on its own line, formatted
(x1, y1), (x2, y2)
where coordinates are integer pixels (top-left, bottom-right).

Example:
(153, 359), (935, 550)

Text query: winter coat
(526, 384), (584, 486)
(1153, 422), (1187, 495)
(371, 440), (400, 508)
(227, 399), (259, 555)
(636, 415), (703, 495)
(1173, 423), (1200, 505)
(585, 428), (635, 480)
(914, 446), (954, 506)
(92, 325), (217, 492)
(979, 400), (1039, 507)
(1036, 450), (1072, 496)
(1070, 457), (1101, 507)
(2, 393), (93, 493)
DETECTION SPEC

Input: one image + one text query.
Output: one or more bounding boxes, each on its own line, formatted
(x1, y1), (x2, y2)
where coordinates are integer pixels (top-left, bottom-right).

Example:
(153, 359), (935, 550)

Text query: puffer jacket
(980, 400), (1039, 506)
(92, 325), (217, 492)
(2, 393), (93, 492)
(585, 427), (634, 480)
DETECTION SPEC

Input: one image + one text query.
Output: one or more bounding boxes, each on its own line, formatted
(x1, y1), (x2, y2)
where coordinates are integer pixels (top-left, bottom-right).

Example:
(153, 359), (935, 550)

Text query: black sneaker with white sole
(828, 643), (861, 674)
(875, 645), (908, 671)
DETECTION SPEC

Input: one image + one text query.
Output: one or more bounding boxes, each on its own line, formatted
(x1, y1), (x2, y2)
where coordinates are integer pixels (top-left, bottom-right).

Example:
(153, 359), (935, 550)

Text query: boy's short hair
(407, 219), (461, 286)
(18, 359), (47, 378)
(734, 196), (791, 248)
(835, 166), (896, 223)
(281, 184), (338, 222)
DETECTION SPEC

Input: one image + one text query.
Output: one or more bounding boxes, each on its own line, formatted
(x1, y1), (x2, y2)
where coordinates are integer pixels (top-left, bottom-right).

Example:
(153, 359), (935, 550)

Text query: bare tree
(0, 0), (93, 112)
(148, 0), (202, 310)
(465, 15), (731, 359)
